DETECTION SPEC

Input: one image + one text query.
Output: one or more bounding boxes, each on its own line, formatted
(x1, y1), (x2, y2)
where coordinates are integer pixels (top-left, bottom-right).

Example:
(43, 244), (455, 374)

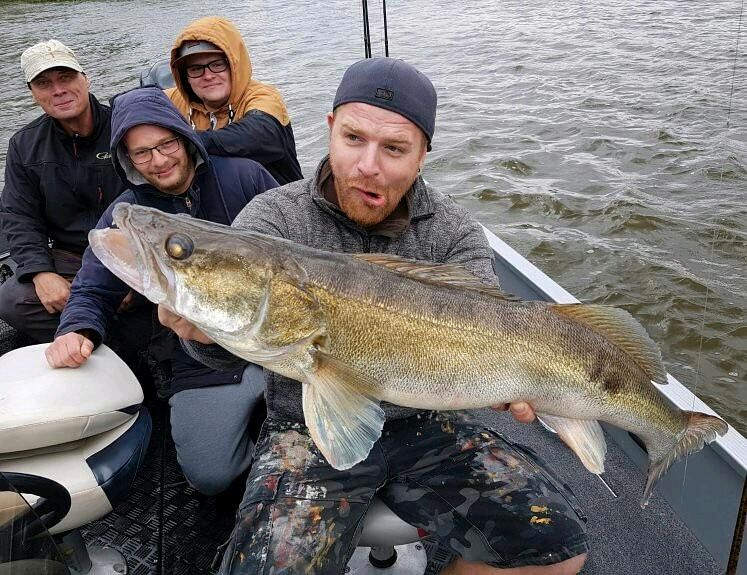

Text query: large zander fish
(90, 203), (728, 507)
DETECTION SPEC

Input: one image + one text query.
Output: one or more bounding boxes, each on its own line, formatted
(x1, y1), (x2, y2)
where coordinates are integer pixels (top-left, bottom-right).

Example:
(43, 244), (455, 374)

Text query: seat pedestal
(59, 529), (128, 574)
(346, 542), (427, 574)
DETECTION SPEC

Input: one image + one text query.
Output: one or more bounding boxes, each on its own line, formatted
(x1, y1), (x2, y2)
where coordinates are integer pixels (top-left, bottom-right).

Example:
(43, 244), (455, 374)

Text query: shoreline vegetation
(1, 0), (88, 4)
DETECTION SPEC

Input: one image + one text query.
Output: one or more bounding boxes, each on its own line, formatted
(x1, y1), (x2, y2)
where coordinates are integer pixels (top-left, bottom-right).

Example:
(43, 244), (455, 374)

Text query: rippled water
(0, 0), (744, 433)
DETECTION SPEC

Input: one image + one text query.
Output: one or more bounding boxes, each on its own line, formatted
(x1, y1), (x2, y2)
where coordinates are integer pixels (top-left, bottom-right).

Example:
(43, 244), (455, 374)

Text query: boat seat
(0, 343), (144, 455)
(0, 343), (151, 537)
(350, 497), (428, 570)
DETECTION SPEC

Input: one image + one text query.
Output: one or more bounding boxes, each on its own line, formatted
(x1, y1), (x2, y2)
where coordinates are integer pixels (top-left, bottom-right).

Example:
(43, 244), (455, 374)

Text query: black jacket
(0, 95), (125, 282)
(197, 109), (303, 185)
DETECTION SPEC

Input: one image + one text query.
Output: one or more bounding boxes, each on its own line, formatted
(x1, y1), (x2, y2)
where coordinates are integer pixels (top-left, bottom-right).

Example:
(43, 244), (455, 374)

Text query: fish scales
(295, 260), (648, 413)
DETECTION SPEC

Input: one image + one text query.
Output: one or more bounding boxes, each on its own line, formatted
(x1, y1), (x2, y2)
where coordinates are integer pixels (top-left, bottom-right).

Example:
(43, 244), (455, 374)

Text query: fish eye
(165, 233), (194, 260)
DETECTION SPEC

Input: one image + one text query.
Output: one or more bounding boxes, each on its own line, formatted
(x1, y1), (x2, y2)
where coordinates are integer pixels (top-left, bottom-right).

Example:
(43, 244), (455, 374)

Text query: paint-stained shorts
(220, 411), (589, 574)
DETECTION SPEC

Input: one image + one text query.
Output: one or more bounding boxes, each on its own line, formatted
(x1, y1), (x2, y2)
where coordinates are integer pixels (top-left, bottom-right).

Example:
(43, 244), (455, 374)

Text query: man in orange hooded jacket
(166, 17), (303, 185)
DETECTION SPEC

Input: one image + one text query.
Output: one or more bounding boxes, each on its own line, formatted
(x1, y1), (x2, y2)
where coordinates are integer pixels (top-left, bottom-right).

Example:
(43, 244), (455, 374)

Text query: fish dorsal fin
(302, 350), (385, 470)
(353, 254), (516, 300)
(550, 304), (668, 384)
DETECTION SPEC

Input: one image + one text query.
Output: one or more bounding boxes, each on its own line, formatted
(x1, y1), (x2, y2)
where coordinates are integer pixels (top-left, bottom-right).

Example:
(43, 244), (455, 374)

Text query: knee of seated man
(0, 279), (23, 322)
(181, 462), (238, 496)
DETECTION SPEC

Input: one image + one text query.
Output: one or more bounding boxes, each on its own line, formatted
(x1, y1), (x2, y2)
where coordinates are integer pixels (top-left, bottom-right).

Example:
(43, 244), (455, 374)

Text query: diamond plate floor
(81, 401), (236, 575)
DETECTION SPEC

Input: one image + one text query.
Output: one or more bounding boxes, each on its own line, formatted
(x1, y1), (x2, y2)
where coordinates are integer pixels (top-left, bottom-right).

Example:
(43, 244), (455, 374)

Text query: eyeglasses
(128, 137), (181, 165)
(184, 58), (229, 79)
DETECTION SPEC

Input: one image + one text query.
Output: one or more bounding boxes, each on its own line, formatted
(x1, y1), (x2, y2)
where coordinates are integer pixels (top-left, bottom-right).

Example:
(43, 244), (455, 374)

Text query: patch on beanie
(375, 88), (393, 101)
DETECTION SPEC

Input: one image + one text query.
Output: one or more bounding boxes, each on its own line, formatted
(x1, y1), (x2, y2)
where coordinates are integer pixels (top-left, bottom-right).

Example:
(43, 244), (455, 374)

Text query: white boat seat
(0, 344), (144, 454)
(0, 344), (151, 535)
(0, 409), (151, 534)
(358, 498), (422, 547)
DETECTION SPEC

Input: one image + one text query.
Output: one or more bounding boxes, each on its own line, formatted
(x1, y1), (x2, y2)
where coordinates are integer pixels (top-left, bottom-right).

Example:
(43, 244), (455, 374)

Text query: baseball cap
(21, 39), (84, 83)
(333, 57), (437, 150)
(174, 40), (224, 65)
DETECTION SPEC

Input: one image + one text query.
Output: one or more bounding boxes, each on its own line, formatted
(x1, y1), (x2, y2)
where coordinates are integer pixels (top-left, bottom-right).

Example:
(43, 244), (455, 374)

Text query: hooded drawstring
(189, 104), (235, 131)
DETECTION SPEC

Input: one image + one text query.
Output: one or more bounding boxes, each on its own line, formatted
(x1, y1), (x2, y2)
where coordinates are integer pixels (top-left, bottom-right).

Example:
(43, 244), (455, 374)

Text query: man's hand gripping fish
(90, 203), (728, 507)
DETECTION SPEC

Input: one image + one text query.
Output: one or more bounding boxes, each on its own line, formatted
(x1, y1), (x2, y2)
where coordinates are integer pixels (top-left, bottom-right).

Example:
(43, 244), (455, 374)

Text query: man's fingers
(118, 291), (135, 313)
(62, 338), (87, 367)
(81, 338), (94, 358)
(509, 402), (536, 423)
(489, 402), (536, 424)
(157, 305), (178, 328)
(41, 301), (58, 314)
(45, 334), (92, 369)
(157, 305), (214, 344)
(34, 274), (72, 315)
(44, 345), (61, 368)
(45, 344), (77, 368)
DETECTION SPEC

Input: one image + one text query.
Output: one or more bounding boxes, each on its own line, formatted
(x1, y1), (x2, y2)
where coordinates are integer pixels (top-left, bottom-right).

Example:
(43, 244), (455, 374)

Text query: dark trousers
(0, 249), (82, 343)
(220, 412), (589, 574)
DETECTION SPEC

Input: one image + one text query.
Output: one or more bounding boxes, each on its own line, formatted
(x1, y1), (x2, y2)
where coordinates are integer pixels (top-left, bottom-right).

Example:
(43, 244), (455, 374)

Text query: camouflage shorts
(220, 411), (589, 574)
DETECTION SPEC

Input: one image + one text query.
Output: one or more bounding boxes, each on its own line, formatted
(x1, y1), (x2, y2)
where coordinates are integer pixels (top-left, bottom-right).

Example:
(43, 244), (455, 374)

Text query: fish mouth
(89, 227), (145, 293)
(88, 205), (174, 304)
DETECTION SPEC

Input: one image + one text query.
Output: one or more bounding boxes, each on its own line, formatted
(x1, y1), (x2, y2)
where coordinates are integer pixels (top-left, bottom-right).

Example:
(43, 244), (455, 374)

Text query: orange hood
(166, 16), (290, 129)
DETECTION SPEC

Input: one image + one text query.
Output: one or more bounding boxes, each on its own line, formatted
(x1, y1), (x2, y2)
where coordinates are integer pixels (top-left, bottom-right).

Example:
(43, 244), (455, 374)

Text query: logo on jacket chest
(96, 152), (112, 160)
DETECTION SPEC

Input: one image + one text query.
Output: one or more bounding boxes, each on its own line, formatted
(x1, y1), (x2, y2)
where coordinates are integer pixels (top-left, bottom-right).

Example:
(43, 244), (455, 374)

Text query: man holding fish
(157, 58), (592, 574)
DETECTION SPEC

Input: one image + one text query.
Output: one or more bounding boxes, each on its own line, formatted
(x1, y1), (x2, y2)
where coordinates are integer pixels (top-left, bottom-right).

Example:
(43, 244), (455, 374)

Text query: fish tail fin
(641, 411), (728, 508)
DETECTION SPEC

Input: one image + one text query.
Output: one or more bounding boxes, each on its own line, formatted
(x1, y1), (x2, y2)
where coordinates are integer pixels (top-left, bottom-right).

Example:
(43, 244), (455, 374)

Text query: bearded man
(164, 58), (589, 575)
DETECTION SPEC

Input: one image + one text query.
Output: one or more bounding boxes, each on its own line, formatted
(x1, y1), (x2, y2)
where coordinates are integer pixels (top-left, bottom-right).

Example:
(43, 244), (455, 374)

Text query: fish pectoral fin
(536, 413), (607, 475)
(302, 352), (385, 471)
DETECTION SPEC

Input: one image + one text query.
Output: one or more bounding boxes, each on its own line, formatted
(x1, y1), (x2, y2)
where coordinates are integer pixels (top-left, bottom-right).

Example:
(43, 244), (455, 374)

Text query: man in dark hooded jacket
(45, 86), (278, 495)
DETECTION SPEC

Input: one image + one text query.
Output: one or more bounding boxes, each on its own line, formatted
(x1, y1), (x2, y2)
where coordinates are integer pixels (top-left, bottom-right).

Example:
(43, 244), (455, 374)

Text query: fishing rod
(382, 0), (389, 57)
(360, 0), (390, 57)
(702, 1), (744, 573)
(361, 0), (372, 58)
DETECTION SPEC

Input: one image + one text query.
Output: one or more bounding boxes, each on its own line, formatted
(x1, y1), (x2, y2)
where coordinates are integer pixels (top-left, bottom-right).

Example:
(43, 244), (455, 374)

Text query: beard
(329, 156), (418, 228)
(143, 157), (194, 196)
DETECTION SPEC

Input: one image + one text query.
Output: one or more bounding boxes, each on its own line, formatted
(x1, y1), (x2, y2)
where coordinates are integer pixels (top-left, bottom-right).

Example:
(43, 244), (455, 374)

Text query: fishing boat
(0, 4), (745, 572)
